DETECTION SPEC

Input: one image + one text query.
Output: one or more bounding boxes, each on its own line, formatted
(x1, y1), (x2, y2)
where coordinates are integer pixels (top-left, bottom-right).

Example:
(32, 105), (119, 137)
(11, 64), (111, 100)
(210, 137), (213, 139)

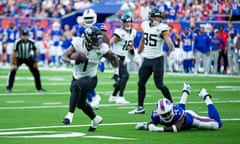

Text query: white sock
(205, 96), (213, 105)
(179, 92), (188, 104)
(66, 112), (74, 121)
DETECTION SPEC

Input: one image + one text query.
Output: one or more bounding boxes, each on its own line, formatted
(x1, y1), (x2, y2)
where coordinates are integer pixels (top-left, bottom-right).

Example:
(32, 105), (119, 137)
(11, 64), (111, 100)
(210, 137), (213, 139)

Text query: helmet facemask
(150, 16), (161, 26)
(83, 16), (97, 26)
(123, 22), (132, 31)
(159, 108), (174, 123)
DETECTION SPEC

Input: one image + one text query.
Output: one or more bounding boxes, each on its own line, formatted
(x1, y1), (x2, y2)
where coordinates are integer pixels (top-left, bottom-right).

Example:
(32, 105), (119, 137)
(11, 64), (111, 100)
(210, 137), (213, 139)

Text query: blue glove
(98, 61), (105, 72)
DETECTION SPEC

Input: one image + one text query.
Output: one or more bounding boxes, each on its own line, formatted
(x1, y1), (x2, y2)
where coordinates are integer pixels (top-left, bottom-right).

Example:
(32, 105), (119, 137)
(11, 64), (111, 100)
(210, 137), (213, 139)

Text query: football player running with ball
(129, 8), (174, 114)
(108, 14), (140, 104)
(61, 26), (119, 132)
(135, 83), (222, 132)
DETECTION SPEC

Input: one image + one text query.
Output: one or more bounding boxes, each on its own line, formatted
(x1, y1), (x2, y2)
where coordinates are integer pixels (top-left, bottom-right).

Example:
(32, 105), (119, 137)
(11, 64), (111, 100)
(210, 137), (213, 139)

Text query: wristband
(113, 67), (119, 75)
(70, 60), (75, 65)
(172, 125), (178, 132)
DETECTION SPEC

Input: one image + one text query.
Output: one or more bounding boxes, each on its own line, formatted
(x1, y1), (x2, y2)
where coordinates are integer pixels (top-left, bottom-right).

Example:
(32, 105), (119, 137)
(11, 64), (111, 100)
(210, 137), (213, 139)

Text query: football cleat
(62, 112), (73, 125)
(62, 118), (71, 125)
(198, 88), (212, 100)
(88, 115), (103, 132)
(115, 97), (130, 104)
(108, 95), (117, 102)
(6, 87), (12, 93)
(36, 89), (47, 93)
(182, 83), (191, 95)
(128, 107), (145, 114)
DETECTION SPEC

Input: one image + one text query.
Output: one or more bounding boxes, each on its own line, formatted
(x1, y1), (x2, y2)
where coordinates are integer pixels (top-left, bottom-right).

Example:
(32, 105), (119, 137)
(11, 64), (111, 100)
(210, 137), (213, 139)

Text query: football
(70, 51), (86, 60)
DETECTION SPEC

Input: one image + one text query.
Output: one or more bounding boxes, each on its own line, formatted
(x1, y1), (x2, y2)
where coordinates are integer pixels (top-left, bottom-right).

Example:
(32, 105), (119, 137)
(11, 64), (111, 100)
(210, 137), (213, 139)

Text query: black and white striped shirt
(14, 39), (37, 59)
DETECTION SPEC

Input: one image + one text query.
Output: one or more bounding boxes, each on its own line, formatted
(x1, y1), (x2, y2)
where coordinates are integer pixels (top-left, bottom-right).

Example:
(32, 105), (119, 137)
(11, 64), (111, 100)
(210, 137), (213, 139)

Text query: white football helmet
(82, 8), (97, 26)
(156, 98), (174, 123)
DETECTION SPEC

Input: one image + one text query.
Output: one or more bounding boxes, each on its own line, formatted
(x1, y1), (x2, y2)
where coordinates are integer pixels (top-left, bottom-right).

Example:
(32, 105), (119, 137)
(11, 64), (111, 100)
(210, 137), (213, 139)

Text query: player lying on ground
(136, 83), (222, 132)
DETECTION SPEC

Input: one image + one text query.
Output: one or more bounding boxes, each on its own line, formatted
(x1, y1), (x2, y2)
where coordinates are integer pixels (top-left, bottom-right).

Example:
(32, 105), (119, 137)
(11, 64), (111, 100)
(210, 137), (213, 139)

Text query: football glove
(148, 124), (164, 132)
(136, 122), (148, 130)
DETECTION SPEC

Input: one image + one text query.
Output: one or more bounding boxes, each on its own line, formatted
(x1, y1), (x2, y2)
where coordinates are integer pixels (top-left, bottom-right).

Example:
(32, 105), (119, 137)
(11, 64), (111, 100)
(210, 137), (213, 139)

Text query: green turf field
(0, 67), (240, 144)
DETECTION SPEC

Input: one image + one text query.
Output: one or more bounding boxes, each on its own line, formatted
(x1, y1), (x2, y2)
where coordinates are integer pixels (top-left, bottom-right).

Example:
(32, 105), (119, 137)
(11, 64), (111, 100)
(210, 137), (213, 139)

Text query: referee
(6, 29), (46, 93)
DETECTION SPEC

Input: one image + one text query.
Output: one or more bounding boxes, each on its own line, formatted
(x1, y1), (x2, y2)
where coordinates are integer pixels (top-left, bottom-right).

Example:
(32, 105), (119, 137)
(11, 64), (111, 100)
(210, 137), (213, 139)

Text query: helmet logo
(87, 9), (90, 14)
(159, 99), (165, 111)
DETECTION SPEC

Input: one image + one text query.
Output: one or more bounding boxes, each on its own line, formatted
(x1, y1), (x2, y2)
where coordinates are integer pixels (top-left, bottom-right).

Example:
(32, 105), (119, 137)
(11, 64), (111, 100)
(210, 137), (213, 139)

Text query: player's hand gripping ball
(70, 51), (88, 64)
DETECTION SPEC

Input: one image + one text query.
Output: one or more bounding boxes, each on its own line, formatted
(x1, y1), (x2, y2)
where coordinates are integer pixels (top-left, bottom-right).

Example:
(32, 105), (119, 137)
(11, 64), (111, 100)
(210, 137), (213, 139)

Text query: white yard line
(1, 87), (240, 96)
(0, 100), (240, 110)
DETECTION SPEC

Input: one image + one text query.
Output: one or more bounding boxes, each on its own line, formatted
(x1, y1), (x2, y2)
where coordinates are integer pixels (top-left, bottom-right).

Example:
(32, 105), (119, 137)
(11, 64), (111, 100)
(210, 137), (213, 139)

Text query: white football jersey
(141, 21), (169, 59)
(71, 37), (109, 79)
(111, 28), (136, 57)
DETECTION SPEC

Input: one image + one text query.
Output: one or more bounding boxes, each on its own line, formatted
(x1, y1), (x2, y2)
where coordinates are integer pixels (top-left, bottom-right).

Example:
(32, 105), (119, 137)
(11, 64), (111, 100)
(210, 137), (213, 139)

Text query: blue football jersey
(26, 26), (36, 40)
(5, 28), (18, 43)
(0, 27), (4, 41)
(50, 29), (62, 46)
(36, 26), (45, 41)
(181, 32), (193, 52)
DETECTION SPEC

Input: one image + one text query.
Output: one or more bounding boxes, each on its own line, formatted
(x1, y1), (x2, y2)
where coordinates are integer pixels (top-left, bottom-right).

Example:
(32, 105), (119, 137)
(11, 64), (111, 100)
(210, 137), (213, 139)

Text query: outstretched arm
(145, 117), (185, 133)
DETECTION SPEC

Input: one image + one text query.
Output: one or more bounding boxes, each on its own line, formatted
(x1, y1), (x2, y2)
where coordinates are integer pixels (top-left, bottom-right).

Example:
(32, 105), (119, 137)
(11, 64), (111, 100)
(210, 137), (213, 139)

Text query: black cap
(22, 30), (29, 35)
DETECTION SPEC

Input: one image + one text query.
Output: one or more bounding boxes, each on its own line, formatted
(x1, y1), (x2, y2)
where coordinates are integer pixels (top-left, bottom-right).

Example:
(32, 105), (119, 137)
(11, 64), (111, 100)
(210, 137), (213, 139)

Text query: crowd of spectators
(0, 0), (240, 21)
(117, 0), (240, 22)
(0, 0), (101, 18)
